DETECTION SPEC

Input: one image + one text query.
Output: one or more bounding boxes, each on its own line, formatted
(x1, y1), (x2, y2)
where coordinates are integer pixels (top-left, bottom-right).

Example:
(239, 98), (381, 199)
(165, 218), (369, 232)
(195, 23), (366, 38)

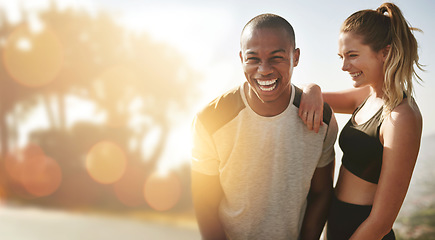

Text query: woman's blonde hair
(341, 2), (423, 118)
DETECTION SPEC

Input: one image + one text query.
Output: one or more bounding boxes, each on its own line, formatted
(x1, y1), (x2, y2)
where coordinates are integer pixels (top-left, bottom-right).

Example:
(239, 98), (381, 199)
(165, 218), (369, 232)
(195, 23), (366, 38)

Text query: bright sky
(92, 0), (435, 133)
(2, 0), (434, 172)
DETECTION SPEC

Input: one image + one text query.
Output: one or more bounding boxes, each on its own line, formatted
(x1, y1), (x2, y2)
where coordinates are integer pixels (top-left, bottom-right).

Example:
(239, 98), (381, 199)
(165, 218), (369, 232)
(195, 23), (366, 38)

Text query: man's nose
(258, 61), (273, 75)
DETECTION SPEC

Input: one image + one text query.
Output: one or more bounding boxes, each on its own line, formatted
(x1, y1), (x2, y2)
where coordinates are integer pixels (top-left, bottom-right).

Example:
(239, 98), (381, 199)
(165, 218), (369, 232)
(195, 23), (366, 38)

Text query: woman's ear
(382, 45), (391, 61)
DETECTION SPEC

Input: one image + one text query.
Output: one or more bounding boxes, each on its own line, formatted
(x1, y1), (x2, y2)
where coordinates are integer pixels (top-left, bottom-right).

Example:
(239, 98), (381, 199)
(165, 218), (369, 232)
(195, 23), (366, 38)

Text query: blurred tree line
(396, 135), (435, 239)
(397, 185), (435, 239)
(0, 2), (199, 214)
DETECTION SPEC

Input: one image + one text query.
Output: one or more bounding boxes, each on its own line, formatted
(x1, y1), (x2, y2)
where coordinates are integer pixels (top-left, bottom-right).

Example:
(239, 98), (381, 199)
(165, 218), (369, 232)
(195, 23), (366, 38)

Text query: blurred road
(0, 205), (201, 240)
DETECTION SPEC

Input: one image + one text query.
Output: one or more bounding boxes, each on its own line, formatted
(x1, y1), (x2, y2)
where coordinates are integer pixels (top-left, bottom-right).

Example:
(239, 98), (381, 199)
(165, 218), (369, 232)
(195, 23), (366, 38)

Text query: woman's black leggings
(327, 195), (395, 240)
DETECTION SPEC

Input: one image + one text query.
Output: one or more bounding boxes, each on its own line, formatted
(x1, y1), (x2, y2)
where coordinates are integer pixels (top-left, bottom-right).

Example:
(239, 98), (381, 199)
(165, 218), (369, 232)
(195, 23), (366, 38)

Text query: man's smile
(256, 78), (278, 92)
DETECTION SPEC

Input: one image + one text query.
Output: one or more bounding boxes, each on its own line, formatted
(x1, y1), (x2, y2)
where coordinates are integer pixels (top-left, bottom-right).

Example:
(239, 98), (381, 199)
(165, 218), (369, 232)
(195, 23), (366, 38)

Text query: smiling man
(191, 14), (338, 240)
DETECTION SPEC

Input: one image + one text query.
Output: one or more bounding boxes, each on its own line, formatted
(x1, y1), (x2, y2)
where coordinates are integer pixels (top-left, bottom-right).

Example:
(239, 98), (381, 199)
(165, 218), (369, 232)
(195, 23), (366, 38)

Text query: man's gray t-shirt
(192, 83), (338, 239)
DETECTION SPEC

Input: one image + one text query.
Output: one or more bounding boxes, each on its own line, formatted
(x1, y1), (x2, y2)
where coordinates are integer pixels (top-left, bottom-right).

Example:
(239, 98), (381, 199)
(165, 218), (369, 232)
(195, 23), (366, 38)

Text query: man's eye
(246, 58), (259, 63)
(349, 54), (358, 58)
(271, 56), (284, 62)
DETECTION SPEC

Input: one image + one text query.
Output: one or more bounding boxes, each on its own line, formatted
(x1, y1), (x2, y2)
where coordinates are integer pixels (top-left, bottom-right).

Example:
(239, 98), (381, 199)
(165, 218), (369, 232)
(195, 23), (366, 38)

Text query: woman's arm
(299, 84), (370, 132)
(323, 86), (370, 114)
(349, 102), (423, 239)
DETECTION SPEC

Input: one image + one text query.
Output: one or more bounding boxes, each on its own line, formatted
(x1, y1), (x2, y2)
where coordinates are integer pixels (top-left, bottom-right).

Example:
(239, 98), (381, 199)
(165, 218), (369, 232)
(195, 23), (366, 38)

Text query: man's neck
(244, 82), (292, 117)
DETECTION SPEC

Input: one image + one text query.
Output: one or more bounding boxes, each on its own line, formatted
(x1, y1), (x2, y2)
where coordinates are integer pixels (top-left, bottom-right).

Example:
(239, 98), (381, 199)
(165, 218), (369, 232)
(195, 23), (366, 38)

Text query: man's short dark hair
(242, 13), (296, 48)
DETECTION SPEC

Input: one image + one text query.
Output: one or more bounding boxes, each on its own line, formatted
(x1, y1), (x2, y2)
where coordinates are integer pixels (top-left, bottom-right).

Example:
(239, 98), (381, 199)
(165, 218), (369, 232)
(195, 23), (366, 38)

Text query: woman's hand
(299, 84), (324, 133)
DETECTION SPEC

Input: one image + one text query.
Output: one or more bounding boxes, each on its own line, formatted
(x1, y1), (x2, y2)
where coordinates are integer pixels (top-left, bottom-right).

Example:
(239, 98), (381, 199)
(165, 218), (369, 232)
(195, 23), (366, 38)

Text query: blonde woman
(300, 3), (423, 239)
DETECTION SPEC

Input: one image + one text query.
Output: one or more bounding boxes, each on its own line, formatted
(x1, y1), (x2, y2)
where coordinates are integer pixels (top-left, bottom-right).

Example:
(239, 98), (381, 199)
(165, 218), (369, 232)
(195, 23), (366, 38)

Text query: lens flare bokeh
(144, 172), (182, 211)
(113, 166), (146, 207)
(3, 24), (63, 87)
(0, 184), (6, 203)
(85, 141), (127, 184)
(20, 155), (62, 197)
(4, 144), (62, 197)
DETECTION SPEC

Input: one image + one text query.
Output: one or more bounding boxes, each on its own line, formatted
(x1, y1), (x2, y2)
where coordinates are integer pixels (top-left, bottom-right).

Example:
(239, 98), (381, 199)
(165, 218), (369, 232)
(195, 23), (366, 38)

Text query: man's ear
(239, 51), (243, 63)
(293, 48), (300, 67)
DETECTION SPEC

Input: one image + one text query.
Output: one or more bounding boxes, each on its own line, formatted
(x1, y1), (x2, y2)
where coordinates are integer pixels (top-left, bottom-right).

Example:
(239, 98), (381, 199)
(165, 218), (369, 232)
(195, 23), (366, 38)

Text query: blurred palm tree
(0, 2), (199, 210)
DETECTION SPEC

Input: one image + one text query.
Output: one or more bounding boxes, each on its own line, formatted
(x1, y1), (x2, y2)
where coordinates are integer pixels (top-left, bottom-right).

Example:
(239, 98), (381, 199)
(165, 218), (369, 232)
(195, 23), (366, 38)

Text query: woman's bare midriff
(334, 166), (378, 205)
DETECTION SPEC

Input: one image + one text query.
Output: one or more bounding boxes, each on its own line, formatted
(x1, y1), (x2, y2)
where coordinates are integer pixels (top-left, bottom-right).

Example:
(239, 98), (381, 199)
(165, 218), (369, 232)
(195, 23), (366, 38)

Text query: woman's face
(338, 32), (387, 90)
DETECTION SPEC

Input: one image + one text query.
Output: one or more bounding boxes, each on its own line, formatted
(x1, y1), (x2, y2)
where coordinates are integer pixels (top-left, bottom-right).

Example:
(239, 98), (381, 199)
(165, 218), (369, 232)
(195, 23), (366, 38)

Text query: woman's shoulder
(392, 98), (422, 121)
(384, 98), (422, 133)
(380, 98), (422, 149)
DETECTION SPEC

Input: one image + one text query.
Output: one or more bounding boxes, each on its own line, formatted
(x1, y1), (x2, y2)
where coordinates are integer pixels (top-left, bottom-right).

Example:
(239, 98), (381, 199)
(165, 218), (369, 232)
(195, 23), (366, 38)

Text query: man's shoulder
(292, 85), (333, 125)
(197, 85), (246, 135)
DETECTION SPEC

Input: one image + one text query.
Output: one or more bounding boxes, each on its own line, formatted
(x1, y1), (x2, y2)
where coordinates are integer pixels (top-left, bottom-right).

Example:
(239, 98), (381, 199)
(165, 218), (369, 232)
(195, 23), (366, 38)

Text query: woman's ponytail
(377, 2), (423, 117)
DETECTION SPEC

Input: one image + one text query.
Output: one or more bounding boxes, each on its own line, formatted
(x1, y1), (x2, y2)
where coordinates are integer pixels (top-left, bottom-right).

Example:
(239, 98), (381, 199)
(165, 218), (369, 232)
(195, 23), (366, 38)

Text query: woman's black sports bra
(339, 98), (384, 184)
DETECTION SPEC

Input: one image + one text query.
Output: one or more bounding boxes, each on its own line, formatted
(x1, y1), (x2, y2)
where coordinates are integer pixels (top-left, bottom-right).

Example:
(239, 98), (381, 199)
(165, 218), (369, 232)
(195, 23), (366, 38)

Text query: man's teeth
(257, 79), (277, 86)
(259, 85), (276, 91)
(257, 79), (277, 91)
(350, 72), (362, 78)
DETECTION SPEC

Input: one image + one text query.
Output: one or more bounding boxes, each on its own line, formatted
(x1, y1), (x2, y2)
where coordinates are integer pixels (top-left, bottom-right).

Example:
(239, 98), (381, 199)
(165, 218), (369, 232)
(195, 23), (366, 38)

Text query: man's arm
(191, 170), (227, 240)
(299, 161), (335, 240)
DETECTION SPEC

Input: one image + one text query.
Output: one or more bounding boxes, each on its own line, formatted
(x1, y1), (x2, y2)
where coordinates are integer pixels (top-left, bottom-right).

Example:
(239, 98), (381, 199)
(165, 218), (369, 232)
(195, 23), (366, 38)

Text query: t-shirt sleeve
(317, 113), (338, 168)
(191, 116), (220, 175)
